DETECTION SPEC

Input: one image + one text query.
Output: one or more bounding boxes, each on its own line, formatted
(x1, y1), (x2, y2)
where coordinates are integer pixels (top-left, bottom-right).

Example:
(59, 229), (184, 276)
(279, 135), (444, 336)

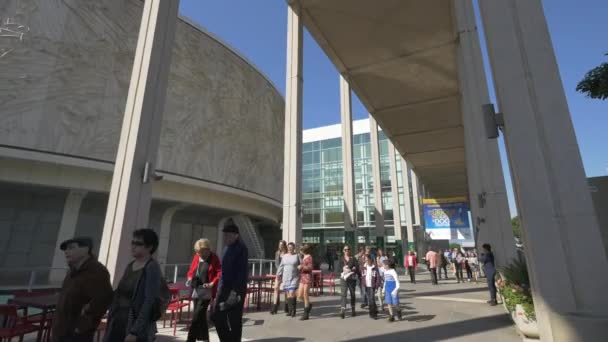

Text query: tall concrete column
(388, 142), (403, 260)
(281, 4), (303, 245)
(455, 0), (516, 266)
(479, 1), (608, 340)
(340, 75), (357, 248)
(410, 170), (421, 227)
(400, 158), (415, 252)
(49, 190), (87, 283)
(98, 0), (179, 284)
(369, 115), (385, 248)
(156, 206), (183, 273)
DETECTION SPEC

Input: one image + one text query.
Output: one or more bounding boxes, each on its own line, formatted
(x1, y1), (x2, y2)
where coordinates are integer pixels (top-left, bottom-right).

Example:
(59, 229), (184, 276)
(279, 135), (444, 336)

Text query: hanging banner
(423, 197), (472, 240)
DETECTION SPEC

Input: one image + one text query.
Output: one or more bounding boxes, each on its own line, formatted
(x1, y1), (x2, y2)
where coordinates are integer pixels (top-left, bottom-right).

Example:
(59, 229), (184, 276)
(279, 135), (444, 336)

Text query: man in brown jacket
(51, 237), (113, 342)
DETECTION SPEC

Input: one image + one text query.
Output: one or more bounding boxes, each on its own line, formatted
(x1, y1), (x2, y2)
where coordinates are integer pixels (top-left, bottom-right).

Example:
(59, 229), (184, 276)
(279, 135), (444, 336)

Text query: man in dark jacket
(51, 237), (113, 342)
(212, 220), (249, 341)
(479, 243), (498, 306)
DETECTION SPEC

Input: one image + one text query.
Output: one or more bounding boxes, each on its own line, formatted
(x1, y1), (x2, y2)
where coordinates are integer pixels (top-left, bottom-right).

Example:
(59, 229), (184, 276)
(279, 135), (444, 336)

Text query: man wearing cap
(51, 237), (113, 342)
(212, 220), (249, 342)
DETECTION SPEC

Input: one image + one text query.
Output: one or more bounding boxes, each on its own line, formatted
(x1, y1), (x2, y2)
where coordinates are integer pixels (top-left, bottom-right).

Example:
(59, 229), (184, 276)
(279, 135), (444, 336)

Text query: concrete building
(589, 176), (608, 257)
(0, 0), (283, 287)
(301, 119), (422, 258)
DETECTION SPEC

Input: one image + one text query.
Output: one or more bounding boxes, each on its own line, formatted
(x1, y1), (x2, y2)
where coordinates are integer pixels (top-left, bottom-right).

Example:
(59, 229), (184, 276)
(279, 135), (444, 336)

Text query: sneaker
(388, 316), (395, 322)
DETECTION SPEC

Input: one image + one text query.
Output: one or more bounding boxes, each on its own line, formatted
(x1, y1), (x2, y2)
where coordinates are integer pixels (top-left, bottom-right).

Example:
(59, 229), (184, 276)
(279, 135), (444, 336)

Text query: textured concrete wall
(0, 0), (284, 201)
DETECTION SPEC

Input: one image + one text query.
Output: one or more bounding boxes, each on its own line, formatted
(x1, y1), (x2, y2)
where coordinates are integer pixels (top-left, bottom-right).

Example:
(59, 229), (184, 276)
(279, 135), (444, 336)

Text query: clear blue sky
(179, 0), (608, 217)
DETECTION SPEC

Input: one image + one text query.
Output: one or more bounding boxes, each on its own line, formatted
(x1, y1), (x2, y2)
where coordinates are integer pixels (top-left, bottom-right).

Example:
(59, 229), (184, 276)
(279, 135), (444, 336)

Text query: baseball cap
(222, 220), (240, 234)
(60, 237), (93, 252)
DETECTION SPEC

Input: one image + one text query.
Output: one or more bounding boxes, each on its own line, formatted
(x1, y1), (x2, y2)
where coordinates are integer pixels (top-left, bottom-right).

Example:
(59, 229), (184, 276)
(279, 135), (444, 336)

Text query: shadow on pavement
(252, 339), (306, 342)
(345, 313), (513, 342)
(407, 286), (487, 297)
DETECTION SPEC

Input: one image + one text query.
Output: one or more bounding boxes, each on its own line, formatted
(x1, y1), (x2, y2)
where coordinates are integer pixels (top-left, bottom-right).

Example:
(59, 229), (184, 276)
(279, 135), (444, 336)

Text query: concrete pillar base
(376, 236), (385, 251)
(552, 312), (608, 342)
(345, 231), (356, 249)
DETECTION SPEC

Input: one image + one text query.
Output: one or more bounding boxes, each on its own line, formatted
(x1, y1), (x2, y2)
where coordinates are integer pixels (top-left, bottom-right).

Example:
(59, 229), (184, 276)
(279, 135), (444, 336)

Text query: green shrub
(497, 254), (536, 320)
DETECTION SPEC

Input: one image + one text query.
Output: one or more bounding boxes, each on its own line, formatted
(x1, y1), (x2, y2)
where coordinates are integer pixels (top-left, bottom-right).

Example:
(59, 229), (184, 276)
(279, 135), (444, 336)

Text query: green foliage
(511, 216), (522, 240)
(448, 243), (461, 250)
(577, 54), (608, 100)
(497, 254), (536, 320)
(500, 254), (529, 286)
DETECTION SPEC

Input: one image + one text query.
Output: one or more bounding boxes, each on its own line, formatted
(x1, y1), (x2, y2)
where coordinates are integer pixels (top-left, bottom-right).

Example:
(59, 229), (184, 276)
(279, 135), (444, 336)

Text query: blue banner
(423, 197), (471, 240)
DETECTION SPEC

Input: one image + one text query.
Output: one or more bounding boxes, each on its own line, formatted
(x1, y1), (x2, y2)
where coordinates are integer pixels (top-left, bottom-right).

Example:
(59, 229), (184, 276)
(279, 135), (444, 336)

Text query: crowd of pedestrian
(47, 217), (499, 342)
(49, 219), (248, 342)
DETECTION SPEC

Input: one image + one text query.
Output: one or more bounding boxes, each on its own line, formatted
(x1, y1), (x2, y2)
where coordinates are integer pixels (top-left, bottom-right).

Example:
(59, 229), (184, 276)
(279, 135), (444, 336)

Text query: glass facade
(301, 129), (409, 247)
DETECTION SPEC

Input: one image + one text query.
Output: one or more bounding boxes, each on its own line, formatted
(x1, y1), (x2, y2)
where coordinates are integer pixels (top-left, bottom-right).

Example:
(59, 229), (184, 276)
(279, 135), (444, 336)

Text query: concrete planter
(514, 304), (540, 339)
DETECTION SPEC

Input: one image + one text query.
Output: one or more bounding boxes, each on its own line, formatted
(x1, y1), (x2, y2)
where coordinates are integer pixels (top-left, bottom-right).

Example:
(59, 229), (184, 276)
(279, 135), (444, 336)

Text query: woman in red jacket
(186, 238), (221, 342)
(404, 251), (418, 284)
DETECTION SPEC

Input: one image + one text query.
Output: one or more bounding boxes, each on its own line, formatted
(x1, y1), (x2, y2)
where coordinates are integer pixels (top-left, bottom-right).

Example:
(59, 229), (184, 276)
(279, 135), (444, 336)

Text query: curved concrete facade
(0, 0), (284, 204)
(0, 0), (284, 283)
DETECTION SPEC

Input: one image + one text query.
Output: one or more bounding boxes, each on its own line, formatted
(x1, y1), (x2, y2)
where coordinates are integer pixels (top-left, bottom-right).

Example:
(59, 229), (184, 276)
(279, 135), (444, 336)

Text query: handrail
(1, 258), (278, 291)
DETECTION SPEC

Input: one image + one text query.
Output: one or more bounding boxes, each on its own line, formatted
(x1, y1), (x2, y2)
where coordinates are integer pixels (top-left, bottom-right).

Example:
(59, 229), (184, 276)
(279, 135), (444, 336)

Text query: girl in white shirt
(382, 258), (402, 322)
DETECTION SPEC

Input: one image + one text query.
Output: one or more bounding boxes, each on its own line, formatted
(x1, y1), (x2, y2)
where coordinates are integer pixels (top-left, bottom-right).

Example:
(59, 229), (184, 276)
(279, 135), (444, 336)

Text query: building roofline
(178, 14), (283, 100)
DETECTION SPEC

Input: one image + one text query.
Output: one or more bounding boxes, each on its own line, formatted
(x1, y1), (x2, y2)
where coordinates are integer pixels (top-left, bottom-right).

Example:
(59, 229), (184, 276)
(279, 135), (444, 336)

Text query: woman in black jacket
(338, 244), (359, 319)
(104, 229), (162, 342)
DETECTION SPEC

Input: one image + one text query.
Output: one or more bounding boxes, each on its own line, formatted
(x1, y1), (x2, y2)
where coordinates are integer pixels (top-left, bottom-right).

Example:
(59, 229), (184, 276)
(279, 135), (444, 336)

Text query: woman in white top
(270, 240), (288, 314)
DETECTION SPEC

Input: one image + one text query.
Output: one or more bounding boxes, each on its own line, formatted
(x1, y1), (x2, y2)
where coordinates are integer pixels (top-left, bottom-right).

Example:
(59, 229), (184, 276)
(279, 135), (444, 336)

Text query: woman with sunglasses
(105, 229), (161, 342)
(338, 244), (359, 319)
(276, 242), (300, 317)
(270, 240), (288, 315)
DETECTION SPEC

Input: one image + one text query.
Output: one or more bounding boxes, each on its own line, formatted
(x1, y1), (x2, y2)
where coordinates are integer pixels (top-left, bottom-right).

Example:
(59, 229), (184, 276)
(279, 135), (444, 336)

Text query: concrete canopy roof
(292, 0), (467, 198)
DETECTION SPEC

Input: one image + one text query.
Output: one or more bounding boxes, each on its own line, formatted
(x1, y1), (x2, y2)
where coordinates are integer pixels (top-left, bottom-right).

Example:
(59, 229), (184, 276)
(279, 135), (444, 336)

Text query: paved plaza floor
(157, 271), (520, 342)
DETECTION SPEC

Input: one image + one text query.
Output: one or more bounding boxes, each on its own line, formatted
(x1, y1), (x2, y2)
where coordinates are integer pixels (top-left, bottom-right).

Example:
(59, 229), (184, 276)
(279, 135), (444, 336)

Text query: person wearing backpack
(185, 238), (222, 342)
(104, 228), (164, 342)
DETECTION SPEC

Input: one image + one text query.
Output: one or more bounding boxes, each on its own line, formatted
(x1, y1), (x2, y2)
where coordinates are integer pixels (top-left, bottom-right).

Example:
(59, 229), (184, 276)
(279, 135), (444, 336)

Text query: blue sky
(179, 0), (608, 217)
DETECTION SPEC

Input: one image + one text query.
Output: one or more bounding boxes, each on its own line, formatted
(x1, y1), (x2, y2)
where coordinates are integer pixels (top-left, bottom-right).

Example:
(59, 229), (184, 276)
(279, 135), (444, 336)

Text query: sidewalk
(157, 271), (520, 342)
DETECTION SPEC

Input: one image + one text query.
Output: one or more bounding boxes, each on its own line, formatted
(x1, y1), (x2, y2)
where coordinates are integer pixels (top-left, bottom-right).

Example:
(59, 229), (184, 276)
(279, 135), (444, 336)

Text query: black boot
(340, 307), (345, 319)
(290, 298), (297, 317)
(300, 305), (310, 320)
(284, 302), (289, 314)
(351, 307), (356, 317)
(270, 298), (280, 315)
(307, 303), (312, 311)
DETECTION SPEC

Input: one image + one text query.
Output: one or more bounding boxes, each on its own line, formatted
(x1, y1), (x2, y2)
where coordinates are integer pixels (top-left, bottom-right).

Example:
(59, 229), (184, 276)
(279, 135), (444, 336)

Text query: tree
(511, 216), (522, 240)
(576, 54), (608, 100)
(449, 243), (462, 250)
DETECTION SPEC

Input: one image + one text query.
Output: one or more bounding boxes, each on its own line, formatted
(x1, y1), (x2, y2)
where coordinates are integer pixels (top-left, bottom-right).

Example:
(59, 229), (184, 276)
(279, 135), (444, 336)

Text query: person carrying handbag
(104, 229), (164, 342)
(186, 239), (221, 342)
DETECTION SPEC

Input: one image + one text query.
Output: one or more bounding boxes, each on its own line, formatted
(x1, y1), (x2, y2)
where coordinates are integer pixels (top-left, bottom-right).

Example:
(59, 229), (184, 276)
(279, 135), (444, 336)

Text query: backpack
(137, 259), (171, 322)
(151, 276), (171, 321)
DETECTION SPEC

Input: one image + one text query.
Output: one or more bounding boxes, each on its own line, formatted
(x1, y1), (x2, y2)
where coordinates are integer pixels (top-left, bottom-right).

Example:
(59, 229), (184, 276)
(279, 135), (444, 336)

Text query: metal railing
(0, 267), (67, 292)
(0, 258), (277, 292)
(248, 258), (275, 276)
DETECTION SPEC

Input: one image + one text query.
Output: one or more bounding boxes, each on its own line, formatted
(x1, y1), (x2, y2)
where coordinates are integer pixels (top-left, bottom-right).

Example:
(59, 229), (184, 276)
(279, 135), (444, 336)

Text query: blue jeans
(486, 271), (497, 301)
(358, 277), (368, 304)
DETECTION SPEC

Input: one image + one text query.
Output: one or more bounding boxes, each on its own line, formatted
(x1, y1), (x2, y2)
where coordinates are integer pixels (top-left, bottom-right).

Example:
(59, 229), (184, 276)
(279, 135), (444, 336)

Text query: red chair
(0, 305), (39, 342)
(322, 273), (336, 295)
(9, 291), (57, 342)
(163, 288), (190, 336)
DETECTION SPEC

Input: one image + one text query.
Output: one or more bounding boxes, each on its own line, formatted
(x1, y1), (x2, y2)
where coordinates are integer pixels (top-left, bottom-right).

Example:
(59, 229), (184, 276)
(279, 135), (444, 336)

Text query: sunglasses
(131, 240), (145, 246)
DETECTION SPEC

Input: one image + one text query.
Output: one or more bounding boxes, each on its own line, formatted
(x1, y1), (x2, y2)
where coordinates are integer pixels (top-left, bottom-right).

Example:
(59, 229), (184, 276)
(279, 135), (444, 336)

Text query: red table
(312, 270), (323, 296)
(248, 275), (275, 311)
(9, 293), (59, 342)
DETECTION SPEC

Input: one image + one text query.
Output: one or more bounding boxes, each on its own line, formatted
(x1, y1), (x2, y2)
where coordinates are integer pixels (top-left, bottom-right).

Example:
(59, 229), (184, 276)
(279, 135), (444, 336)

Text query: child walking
(361, 254), (382, 319)
(382, 258), (402, 322)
